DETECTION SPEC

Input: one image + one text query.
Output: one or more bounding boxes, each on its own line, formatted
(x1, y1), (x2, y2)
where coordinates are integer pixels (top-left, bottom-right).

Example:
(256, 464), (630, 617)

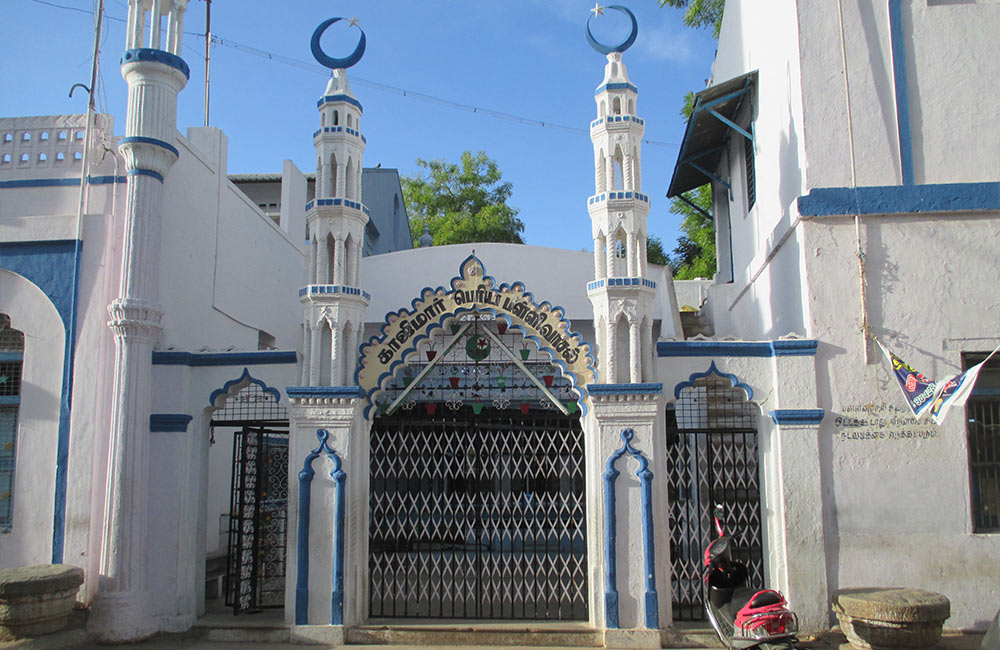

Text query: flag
(929, 344), (1000, 425)
(877, 340), (939, 419)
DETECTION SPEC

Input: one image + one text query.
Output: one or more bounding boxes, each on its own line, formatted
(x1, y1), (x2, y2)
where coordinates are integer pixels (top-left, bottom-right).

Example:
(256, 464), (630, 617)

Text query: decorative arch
(356, 255), (597, 418)
(672, 361), (754, 401)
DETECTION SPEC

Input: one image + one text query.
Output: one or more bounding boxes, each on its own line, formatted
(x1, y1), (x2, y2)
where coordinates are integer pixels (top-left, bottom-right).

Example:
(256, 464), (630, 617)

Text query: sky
(2, 0), (719, 254)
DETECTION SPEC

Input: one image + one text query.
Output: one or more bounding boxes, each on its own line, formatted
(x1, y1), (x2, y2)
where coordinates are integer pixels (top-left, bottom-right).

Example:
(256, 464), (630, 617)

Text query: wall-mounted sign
(834, 403), (939, 442)
(357, 255), (597, 413)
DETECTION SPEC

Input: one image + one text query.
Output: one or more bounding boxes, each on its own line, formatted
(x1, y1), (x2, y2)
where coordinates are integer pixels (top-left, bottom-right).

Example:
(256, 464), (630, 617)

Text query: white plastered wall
(0, 269), (64, 566)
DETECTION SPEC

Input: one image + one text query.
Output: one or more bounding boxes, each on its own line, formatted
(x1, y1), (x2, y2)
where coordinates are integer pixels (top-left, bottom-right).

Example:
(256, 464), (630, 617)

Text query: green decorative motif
(466, 334), (491, 361)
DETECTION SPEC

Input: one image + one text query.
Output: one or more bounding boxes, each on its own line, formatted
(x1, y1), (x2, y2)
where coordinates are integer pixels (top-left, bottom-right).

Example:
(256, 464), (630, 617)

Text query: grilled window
(0, 314), (25, 533)
(744, 129), (756, 210)
(966, 352), (1000, 532)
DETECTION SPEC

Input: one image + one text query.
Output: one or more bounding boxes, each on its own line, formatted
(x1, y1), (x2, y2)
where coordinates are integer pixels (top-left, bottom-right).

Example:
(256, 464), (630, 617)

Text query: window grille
(966, 352), (1000, 532)
(0, 314), (25, 533)
(743, 129), (756, 210)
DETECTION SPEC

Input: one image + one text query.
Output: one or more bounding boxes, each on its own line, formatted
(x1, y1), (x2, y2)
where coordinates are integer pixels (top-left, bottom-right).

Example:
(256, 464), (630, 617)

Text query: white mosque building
(0, 0), (998, 646)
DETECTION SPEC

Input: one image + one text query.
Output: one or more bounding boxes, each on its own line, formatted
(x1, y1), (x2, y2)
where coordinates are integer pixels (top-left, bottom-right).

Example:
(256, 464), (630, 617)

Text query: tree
(669, 184), (716, 280)
(402, 150), (525, 247)
(658, 0), (726, 38)
(646, 235), (669, 266)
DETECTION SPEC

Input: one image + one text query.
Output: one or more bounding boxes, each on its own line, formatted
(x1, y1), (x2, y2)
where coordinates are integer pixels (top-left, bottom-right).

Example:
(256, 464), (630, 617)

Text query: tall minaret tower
(300, 18), (370, 386)
(93, 0), (189, 642)
(586, 6), (655, 383)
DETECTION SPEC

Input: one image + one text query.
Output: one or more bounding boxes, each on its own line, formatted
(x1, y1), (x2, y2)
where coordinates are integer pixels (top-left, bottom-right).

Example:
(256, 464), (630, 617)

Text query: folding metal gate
(665, 373), (764, 621)
(369, 409), (588, 620)
(226, 427), (289, 614)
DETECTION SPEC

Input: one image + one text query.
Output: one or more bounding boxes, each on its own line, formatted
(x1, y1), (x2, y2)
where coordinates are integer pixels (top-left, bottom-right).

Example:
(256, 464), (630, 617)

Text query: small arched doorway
(368, 313), (587, 620)
(664, 363), (764, 621)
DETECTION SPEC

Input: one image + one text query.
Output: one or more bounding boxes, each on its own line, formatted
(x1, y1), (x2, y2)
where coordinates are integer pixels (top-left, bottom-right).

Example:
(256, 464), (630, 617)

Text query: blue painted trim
(589, 383), (663, 395)
(673, 361), (754, 401)
(0, 176), (126, 189)
(317, 94), (363, 112)
(657, 340), (819, 358)
(286, 386), (364, 399)
(0, 352), (23, 362)
(768, 409), (825, 425)
(887, 0), (913, 186)
(797, 183), (1000, 217)
(595, 82), (638, 94)
(149, 413), (193, 432)
(152, 350), (297, 366)
(0, 396), (20, 406)
(126, 168), (164, 182)
(295, 429), (345, 625)
(0, 239), (78, 563)
(603, 429), (659, 630)
(208, 368), (281, 408)
(121, 48), (190, 79)
(119, 136), (179, 157)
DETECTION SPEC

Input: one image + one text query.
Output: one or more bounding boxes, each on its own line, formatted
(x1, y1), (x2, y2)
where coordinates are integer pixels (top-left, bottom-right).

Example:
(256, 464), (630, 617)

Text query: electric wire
(27, 0), (681, 149)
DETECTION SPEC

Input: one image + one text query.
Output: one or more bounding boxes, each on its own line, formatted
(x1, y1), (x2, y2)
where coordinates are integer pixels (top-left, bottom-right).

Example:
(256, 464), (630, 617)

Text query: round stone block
(0, 564), (84, 640)
(833, 588), (951, 650)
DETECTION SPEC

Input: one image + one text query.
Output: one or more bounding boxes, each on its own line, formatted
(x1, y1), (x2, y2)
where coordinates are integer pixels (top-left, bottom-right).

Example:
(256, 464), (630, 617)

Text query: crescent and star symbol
(310, 16), (366, 70)
(585, 4), (638, 55)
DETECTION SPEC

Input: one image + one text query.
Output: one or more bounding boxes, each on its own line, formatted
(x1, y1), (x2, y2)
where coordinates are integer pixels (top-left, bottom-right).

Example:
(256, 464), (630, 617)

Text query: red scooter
(704, 505), (800, 650)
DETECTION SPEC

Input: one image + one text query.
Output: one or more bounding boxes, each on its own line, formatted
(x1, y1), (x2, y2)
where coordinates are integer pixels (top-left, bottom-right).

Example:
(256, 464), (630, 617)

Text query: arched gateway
(357, 255), (597, 620)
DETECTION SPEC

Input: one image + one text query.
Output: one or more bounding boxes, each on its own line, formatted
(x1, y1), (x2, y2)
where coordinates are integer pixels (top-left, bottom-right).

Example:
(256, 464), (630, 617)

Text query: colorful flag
(877, 340), (939, 419)
(929, 345), (1000, 425)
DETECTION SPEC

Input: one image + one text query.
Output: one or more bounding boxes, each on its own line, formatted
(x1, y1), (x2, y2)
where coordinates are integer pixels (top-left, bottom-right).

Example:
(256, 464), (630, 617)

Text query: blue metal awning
(667, 70), (757, 199)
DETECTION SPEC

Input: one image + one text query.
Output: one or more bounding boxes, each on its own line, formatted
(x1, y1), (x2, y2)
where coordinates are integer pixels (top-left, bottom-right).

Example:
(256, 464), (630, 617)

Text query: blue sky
(2, 0), (718, 253)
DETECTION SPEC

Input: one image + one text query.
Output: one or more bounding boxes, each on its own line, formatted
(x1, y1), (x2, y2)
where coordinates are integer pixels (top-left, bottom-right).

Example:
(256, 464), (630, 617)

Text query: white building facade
(0, 1), (997, 646)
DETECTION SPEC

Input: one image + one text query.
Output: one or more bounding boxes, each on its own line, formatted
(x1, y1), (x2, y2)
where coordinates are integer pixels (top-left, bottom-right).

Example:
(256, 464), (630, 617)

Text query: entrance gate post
(284, 388), (368, 640)
(587, 384), (669, 649)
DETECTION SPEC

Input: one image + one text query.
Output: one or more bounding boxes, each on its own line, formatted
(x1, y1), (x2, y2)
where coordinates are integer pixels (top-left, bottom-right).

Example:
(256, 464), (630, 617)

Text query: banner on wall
(877, 339), (999, 425)
(929, 345), (1000, 425)
(876, 340), (939, 420)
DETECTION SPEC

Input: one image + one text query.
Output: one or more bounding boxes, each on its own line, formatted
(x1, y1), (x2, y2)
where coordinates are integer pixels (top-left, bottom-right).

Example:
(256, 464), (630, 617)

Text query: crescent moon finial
(586, 4), (638, 55)
(311, 17), (367, 70)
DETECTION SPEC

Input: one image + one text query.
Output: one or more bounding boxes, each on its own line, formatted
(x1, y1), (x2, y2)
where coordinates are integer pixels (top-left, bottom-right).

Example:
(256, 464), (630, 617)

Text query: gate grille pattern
(665, 373), (764, 621)
(227, 427), (289, 614)
(369, 410), (587, 620)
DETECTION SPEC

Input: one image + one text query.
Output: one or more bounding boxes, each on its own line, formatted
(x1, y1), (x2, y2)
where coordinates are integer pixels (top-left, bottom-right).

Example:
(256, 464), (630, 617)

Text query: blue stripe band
(769, 409), (825, 425)
(286, 386), (364, 399)
(121, 48), (190, 79)
(317, 94), (363, 112)
(798, 183), (1000, 217)
(589, 383), (663, 395)
(127, 168), (164, 182)
(658, 340), (819, 357)
(149, 413), (193, 432)
(152, 350), (297, 366)
(0, 176), (126, 189)
(119, 136), (179, 157)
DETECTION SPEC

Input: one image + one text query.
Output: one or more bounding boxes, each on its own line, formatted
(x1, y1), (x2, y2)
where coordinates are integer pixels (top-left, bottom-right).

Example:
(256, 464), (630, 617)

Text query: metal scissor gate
(368, 409), (588, 620)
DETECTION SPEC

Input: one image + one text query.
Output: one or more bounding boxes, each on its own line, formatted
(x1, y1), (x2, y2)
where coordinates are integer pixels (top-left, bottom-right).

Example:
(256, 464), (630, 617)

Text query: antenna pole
(203, 0), (211, 126)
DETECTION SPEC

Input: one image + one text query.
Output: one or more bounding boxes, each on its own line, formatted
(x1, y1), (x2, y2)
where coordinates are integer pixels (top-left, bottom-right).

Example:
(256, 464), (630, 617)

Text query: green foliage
(658, 0), (726, 38)
(402, 150), (525, 246)
(669, 184), (716, 280)
(646, 235), (669, 266)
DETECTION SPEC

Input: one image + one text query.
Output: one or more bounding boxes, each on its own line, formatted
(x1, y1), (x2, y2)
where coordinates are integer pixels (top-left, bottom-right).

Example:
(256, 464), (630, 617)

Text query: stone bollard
(832, 588), (950, 650)
(0, 564), (84, 640)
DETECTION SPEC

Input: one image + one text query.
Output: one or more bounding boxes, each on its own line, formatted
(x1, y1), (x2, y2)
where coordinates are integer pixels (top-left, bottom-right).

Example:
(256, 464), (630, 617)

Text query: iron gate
(369, 409), (588, 620)
(665, 372), (764, 621)
(226, 426), (289, 614)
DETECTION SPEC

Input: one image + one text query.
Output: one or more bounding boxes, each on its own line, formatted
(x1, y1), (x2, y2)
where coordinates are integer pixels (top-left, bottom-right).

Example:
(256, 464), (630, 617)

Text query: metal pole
(204, 0), (211, 126)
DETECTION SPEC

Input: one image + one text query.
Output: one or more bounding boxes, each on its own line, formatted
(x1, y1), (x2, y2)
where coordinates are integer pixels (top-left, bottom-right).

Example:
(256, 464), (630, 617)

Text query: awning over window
(667, 70), (757, 199)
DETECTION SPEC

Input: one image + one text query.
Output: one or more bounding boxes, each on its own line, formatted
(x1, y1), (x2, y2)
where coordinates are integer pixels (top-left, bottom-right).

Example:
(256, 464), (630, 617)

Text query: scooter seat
(748, 590), (783, 609)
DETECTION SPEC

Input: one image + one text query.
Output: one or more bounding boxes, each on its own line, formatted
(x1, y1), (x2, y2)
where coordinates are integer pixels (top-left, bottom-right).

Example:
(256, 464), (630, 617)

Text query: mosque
(0, 0), (998, 646)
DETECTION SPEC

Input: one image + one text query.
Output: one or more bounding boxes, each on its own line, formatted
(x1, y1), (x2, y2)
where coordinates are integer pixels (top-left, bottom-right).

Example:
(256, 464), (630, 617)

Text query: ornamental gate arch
(356, 256), (598, 620)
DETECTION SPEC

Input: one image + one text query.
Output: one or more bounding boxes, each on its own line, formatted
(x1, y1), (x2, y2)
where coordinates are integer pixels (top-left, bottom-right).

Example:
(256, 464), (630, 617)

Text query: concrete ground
(0, 628), (986, 650)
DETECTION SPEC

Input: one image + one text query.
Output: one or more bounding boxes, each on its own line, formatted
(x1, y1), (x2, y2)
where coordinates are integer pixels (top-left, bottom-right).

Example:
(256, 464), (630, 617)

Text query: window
(966, 352), (1000, 532)
(744, 128), (756, 210)
(0, 315), (24, 533)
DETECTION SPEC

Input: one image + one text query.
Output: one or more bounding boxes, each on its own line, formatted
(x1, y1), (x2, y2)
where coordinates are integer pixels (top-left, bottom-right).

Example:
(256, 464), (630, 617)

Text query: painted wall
(802, 214), (1000, 630)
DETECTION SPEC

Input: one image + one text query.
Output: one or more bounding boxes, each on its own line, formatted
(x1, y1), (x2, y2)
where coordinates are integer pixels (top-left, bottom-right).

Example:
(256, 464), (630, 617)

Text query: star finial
(591, 3), (605, 17)
(348, 16), (360, 28)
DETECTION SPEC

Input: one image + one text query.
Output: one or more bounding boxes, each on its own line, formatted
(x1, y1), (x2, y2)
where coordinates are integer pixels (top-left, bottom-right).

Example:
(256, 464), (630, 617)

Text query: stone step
(346, 622), (604, 647)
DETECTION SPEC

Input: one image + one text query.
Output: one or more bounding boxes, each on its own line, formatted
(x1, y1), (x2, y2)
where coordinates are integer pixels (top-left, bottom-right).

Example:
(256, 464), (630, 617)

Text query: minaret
(586, 9), (655, 384)
(300, 20), (370, 387)
(93, 0), (189, 641)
